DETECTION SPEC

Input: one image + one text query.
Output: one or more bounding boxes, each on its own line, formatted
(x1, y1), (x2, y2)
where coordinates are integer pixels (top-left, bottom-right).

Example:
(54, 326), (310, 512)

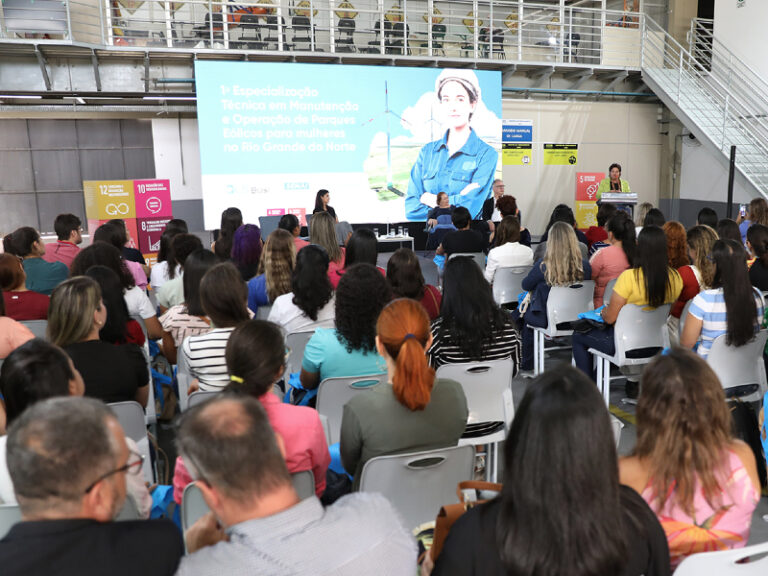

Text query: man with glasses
(176, 395), (416, 575)
(0, 397), (183, 576)
(43, 213), (83, 268)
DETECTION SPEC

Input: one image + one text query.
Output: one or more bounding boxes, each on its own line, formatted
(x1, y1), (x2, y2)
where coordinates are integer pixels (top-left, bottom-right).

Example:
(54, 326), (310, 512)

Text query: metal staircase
(640, 16), (768, 199)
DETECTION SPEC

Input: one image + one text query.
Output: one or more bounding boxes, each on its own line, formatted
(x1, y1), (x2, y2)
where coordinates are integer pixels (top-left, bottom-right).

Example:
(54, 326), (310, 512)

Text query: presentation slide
(195, 61), (502, 229)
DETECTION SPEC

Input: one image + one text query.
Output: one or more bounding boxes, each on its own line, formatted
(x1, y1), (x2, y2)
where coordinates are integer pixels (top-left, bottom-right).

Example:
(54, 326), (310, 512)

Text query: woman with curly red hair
(339, 298), (468, 486)
(663, 221), (700, 341)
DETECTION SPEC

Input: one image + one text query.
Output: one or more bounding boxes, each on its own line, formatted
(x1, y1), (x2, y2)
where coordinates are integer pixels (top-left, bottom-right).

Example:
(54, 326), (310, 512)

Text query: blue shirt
(688, 287), (763, 359)
(247, 274), (269, 313)
(301, 328), (384, 381)
(22, 258), (68, 296)
(405, 129), (498, 221)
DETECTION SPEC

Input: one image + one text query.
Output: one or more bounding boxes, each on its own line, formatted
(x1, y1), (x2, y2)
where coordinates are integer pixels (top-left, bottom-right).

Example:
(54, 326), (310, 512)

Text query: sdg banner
(195, 61), (502, 227)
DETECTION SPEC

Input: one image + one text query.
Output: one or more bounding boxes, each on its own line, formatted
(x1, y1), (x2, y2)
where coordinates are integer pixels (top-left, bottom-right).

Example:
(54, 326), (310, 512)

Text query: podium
(600, 192), (638, 217)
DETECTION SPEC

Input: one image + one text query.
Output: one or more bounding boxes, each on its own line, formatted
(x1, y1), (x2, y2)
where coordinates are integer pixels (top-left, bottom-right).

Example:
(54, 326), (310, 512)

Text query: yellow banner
(543, 143), (578, 166)
(575, 201), (598, 229)
(83, 180), (136, 220)
(502, 143), (533, 166)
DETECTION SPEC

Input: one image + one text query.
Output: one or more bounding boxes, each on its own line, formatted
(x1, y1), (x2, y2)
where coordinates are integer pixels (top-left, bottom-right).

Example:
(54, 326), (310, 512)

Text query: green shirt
(22, 257), (68, 296)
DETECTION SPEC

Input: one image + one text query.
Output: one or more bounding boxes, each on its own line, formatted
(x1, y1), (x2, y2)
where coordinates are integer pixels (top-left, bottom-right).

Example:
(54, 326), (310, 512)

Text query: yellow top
(613, 268), (683, 307)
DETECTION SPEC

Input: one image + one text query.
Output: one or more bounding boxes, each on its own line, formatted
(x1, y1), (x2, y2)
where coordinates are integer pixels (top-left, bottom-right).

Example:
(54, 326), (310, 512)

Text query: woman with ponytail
(590, 211), (635, 308)
(340, 298), (468, 486)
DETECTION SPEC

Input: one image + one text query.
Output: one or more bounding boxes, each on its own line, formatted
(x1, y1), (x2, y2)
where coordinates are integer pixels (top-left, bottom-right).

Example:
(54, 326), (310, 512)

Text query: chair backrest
(358, 445), (475, 530)
(291, 469), (315, 500)
(706, 331), (768, 399)
(177, 341), (193, 411)
(675, 539), (768, 576)
(613, 303), (672, 363)
(610, 414), (623, 449)
(255, 305), (272, 320)
(0, 504), (22, 540)
(20, 319), (47, 339)
(258, 215), (282, 239)
(187, 390), (220, 409)
(435, 357), (515, 431)
(338, 17), (355, 31)
(285, 330), (315, 375)
(492, 265), (532, 306)
(316, 373), (388, 445)
(603, 277), (618, 306)
(448, 252), (485, 272)
(678, 298), (693, 338)
(108, 401), (154, 484)
(546, 280), (596, 332)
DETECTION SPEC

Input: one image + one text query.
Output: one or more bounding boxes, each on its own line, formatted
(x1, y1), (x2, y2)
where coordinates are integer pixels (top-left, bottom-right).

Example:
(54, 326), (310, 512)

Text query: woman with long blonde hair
(512, 221), (591, 372)
(247, 229), (296, 313)
(309, 211), (344, 282)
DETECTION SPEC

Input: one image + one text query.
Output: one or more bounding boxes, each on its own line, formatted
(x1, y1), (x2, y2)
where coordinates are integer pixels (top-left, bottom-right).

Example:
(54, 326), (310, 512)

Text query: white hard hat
(435, 68), (481, 103)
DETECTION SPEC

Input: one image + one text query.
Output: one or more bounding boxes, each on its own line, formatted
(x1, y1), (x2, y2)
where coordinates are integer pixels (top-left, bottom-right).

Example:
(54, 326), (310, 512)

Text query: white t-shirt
(484, 242), (535, 283)
(150, 262), (180, 291)
(267, 293), (336, 334)
(124, 286), (156, 320)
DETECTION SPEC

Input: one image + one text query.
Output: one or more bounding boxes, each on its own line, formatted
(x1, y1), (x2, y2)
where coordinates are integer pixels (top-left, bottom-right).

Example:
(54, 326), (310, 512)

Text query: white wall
(501, 100), (662, 234)
(713, 0), (768, 81)
(679, 136), (752, 204)
(152, 118), (202, 202)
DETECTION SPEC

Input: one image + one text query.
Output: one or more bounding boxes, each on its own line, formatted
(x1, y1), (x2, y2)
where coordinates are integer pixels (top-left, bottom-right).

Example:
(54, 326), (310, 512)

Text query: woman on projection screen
(405, 69), (498, 222)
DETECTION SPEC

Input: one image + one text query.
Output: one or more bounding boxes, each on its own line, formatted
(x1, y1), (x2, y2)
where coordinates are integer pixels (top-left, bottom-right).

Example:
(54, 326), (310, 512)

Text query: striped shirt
(160, 305), (212, 347)
(175, 493), (416, 576)
(182, 327), (235, 391)
(688, 288), (764, 359)
(427, 316), (521, 374)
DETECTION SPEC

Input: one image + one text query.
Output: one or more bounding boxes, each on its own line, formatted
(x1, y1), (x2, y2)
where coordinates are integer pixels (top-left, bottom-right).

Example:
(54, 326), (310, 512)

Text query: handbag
(429, 480), (502, 562)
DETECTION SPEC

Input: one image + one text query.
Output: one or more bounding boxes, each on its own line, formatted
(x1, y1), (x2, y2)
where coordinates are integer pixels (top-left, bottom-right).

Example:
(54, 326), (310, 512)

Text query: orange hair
(376, 298), (435, 411)
(662, 221), (689, 269)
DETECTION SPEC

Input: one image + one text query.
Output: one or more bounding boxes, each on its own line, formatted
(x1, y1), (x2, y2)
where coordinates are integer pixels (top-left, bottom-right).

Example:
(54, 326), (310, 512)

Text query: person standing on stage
(405, 69), (498, 222)
(313, 190), (338, 222)
(597, 163), (631, 199)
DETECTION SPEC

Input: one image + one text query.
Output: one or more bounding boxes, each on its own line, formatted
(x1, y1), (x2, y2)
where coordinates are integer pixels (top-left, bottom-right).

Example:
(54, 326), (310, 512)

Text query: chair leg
(602, 360), (611, 407)
(595, 354), (603, 397)
(533, 329), (540, 376)
(489, 443), (498, 482)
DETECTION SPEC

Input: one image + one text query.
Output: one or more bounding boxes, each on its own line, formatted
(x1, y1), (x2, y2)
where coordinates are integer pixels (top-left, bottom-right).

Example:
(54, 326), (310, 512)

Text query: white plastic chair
(678, 299), (693, 339)
(706, 331), (768, 402)
(530, 280), (596, 375)
(108, 401), (154, 484)
(20, 319), (47, 339)
(435, 357), (515, 482)
(491, 265), (532, 306)
(290, 469), (315, 500)
(589, 304), (671, 407)
(603, 278), (618, 306)
(675, 540), (768, 576)
(0, 504), (22, 539)
(358, 445), (475, 531)
(285, 330), (315, 376)
(256, 305), (272, 320)
(610, 414), (623, 449)
(316, 374), (388, 445)
(448, 252), (486, 271)
(187, 390), (220, 409)
(177, 340), (193, 411)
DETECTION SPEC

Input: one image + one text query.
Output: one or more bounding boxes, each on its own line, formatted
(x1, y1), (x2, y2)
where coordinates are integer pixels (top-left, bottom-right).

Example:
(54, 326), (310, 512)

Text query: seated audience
(481, 178), (506, 233)
(48, 277), (148, 407)
(680, 239), (763, 359)
(341, 299), (468, 485)
(93, 223), (147, 290)
(248, 229), (295, 313)
(173, 320), (330, 505)
(495, 196), (531, 247)
(685, 225), (717, 292)
(717, 218), (742, 244)
(426, 192), (455, 251)
(427, 191), (453, 226)
(585, 202), (617, 250)
(231, 224), (262, 282)
(331, 228), (383, 289)
(212, 207), (243, 261)
(430, 365), (670, 576)
(108, 219), (147, 269)
(156, 234), (204, 311)
(335, 221), (353, 247)
(590, 212), (634, 308)
(513, 222), (591, 372)
(0, 397), (183, 575)
(182, 262), (251, 392)
(149, 219), (188, 290)
(174, 395), (415, 574)
(484, 216), (534, 284)
(572, 226), (683, 382)
(278, 213), (309, 252)
(663, 221), (700, 340)
(437, 206), (485, 257)
(642, 208), (665, 229)
(85, 266), (145, 347)
(267, 245), (335, 333)
(738, 197), (768, 245)
(4, 227), (67, 296)
(310, 211), (345, 282)
(0, 294), (34, 359)
(0, 339), (152, 517)
(697, 207), (718, 229)
(300, 264), (390, 390)
(429, 257), (521, 371)
(70, 242), (162, 340)
(159, 250), (217, 365)
(620, 349), (759, 570)
(534, 204), (588, 260)
(42, 213), (82, 268)
(634, 202), (653, 233)
(386, 248), (442, 320)
(0, 253), (49, 320)
(747, 224), (768, 291)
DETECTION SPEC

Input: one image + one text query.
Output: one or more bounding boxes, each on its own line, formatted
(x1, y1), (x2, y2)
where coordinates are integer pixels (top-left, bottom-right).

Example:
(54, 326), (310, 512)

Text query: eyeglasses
(84, 449), (144, 494)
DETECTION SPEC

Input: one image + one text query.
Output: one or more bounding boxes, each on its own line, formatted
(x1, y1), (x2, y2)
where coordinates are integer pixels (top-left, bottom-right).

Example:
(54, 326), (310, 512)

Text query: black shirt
(313, 206), (337, 220)
(441, 229), (486, 256)
(749, 259), (768, 291)
(64, 340), (148, 404)
(0, 518), (183, 576)
(122, 246), (146, 266)
(433, 486), (670, 576)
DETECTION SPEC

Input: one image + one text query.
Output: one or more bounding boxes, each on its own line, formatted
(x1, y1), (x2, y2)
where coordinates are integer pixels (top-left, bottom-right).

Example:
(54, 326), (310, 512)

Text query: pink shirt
(124, 259), (148, 291)
(42, 241), (80, 268)
(0, 317), (34, 358)
(294, 237), (310, 252)
(589, 244), (630, 308)
(173, 391), (330, 503)
(327, 248), (346, 288)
